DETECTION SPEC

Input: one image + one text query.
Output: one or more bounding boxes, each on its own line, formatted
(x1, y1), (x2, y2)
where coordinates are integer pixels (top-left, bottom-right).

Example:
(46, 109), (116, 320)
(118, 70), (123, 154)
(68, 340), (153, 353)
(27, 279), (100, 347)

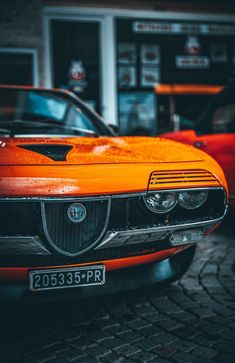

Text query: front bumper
(0, 249), (188, 302)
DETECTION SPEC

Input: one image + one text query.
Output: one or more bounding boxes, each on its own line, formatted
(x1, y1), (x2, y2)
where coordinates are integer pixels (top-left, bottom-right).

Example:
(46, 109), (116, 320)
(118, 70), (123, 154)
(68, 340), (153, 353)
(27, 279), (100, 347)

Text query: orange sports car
(0, 86), (228, 301)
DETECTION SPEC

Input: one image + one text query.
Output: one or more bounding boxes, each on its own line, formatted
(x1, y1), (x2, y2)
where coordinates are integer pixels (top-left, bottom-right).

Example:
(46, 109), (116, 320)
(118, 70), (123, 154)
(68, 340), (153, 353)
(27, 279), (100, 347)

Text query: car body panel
(0, 136), (227, 196)
(0, 246), (187, 281)
(162, 130), (234, 206)
(0, 85), (229, 300)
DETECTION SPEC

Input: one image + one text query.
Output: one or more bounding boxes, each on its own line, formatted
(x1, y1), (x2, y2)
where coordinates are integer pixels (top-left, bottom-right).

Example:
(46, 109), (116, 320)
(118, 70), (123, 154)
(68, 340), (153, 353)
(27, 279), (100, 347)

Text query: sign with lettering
(176, 56), (210, 69)
(133, 22), (235, 35)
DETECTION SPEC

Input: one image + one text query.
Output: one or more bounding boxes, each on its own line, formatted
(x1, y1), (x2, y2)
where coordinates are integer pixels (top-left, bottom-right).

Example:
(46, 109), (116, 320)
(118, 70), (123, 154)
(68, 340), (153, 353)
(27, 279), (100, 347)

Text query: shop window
(0, 49), (37, 86)
(115, 18), (235, 135)
(51, 20), (101, 114)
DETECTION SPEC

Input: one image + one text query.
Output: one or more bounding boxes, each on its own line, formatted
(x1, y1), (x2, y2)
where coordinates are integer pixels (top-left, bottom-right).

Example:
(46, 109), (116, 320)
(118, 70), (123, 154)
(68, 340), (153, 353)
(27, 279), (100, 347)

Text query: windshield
(196, 86), (235, 134)
(0, 88), (112, 137)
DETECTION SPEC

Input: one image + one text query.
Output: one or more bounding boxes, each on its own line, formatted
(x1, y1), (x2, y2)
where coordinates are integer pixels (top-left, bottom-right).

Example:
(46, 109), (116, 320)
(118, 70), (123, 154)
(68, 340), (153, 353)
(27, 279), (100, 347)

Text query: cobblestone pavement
(0, 214), (235, 363)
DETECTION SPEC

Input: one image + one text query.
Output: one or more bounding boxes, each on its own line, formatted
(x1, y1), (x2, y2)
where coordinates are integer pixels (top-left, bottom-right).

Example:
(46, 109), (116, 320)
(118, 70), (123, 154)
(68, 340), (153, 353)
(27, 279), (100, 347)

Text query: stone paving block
(58, 347), (86, 362)
(193, 359), (215, 363)
(115, 343), (141, 357)
(71, 336), (94, 350)
(117, 330), (143, 343)
(152, 344), (178, 358)
(188, 307), (216, 319)
(133, 337), (161, 351)
(105, 323), (131, 336)
(93, 318), (119, 330)
(191, 346), (217, 359)
(190, 333), (220, 348)
(101, 337), (128, 350)
(168, 340), (198, 353)
(129, 350), (157, 362)
(199, 322), (228, 335)
(215, 341), (235, 354)
(99, 352), (126, 363)
(157, 318), (184, 331)
(86, 343), (112, 358)
(217, 353), (235, 363)
(144, 313), (169, 323)
(83, 328), (110, 342)
(127, 318), (152, 330)
(170, 326), (199, 339)
(145, 332), (179, 346)
(131, 304), (157, 316)
(171, 351), (196, 363)
(138, 324), (163, 337)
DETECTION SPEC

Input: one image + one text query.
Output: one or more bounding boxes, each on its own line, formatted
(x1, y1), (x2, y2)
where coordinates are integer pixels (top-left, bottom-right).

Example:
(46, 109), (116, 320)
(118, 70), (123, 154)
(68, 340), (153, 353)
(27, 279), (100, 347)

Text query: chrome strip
(0, 186), (226, 202)
(40, 198), (112, 257)
(0, 236), (51, 255)
(95, 204), (228, 249)
(0, 187), (227, 256)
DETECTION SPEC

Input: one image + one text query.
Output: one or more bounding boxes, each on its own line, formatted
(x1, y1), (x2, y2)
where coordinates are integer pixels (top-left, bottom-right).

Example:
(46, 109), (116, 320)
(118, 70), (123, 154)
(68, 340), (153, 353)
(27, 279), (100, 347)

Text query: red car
(162, 84), (235, 208)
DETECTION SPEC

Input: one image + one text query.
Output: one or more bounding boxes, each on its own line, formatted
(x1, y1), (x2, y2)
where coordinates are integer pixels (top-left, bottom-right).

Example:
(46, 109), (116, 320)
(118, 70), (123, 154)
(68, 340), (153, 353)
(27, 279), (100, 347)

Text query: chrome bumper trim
(0, 236), (51, 255)
(96, 208), (227, 249)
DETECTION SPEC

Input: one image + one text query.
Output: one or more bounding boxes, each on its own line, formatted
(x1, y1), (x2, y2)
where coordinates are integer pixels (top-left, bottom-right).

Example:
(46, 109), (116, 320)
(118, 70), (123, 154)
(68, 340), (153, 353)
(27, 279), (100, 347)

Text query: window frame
(0, 48), (39, 86)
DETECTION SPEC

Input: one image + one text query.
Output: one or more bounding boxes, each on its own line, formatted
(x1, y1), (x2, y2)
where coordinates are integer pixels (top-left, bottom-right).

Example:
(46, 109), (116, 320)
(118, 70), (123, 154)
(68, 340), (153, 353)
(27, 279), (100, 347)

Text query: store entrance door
(51, 19), (102, 114)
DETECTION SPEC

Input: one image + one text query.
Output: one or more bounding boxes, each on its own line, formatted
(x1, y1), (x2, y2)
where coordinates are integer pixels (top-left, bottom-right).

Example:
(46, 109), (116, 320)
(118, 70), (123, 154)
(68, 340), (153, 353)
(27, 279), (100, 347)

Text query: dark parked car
(161, 84), (235, 209)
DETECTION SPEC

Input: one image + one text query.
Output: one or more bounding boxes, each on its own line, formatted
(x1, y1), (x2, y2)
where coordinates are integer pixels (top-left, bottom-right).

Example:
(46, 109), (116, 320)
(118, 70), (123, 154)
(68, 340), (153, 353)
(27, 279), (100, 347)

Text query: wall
(0, 0), (44, 84)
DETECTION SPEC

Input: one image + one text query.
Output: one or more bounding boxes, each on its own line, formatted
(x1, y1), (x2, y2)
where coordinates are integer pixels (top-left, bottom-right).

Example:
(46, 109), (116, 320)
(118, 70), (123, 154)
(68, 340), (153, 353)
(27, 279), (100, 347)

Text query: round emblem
(67, 203), (87, 224)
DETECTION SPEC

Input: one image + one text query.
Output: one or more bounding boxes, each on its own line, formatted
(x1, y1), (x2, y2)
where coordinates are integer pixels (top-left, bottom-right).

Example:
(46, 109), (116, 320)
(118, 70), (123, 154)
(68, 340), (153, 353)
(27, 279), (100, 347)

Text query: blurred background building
(0, 0), (235, 134)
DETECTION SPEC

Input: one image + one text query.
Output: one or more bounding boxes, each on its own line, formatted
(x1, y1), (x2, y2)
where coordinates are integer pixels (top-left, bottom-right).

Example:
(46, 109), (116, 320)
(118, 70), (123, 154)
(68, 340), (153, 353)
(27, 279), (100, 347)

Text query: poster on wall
(140, 45), (160, 64)
(118, 43), (137, 64)
(67, 60), (87, 92)
(141, 67), (160, 87)
(118, 67), (136, 88)
(211, 44), (227, 63)
(118, 92), (157, 135)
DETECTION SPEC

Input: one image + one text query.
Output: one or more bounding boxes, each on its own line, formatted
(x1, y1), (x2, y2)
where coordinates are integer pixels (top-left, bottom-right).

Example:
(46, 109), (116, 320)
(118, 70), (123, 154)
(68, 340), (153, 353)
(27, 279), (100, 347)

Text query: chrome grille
(41, 199), (110, 256)
(0, 187), (226, 264)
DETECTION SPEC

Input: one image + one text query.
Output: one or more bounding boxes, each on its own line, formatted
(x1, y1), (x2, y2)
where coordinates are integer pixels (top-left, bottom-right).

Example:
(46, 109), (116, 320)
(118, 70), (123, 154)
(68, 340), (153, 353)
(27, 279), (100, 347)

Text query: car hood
(0, 136), (205, 165)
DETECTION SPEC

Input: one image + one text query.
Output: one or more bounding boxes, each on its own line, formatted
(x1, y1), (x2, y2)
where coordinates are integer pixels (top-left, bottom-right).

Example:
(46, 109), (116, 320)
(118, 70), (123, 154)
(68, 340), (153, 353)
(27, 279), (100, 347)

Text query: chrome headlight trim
(143, 191), (178, 214)
(178, 190), (208, 210)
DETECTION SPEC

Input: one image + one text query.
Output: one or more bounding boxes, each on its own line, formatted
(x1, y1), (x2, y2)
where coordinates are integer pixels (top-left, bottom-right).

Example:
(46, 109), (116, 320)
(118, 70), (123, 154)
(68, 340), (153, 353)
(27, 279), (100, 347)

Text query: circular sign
(67, 203), (87, 224)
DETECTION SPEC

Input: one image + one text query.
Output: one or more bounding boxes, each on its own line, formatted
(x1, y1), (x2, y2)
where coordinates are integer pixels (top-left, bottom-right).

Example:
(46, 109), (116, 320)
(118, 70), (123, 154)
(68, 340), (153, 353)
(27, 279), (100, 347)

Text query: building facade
(0, 0), (235, 133)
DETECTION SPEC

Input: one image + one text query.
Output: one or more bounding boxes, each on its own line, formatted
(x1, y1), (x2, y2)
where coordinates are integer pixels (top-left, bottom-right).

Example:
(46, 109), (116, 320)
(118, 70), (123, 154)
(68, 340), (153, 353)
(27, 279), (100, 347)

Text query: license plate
(29, 265), (105, 291)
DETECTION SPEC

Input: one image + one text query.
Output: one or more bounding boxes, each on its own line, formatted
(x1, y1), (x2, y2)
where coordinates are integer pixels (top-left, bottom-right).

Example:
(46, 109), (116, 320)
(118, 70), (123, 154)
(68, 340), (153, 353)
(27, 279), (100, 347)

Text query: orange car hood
(0, 136), (227, 197)
(0, 136), (204, 165)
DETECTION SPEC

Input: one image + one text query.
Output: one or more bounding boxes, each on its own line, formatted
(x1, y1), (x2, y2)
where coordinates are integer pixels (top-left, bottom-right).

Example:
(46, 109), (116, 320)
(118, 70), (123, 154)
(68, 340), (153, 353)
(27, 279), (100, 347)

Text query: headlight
(144, 192), (178, 213)
(179, 190), (208, 209)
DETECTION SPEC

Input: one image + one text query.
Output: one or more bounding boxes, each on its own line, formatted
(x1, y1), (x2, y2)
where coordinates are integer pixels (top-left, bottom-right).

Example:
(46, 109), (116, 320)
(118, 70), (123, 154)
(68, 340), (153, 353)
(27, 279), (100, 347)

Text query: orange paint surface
(155, 84), (224, 95)
(0, 137), (228, 196)
(0, 246), (187, 281)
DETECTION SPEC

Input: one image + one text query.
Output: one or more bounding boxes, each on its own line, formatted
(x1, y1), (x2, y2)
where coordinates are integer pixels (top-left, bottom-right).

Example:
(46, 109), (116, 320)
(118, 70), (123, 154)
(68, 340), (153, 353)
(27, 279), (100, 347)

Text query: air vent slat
(148, 169), (219, 190)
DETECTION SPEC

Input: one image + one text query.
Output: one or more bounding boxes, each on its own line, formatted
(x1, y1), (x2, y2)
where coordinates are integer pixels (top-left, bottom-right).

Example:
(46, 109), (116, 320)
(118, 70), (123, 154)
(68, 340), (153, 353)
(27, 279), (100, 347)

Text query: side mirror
(108, 124), (119, 135)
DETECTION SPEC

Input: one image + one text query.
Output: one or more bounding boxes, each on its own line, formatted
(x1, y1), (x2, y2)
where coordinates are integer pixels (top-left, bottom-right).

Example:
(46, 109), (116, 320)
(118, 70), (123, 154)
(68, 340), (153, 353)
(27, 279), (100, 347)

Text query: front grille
(0, 187), (226, 267)
(108, 189), (225, 230)
(0, 202), (40, 236)
(149, 170), (219, 190)
(42, 200), (109, 256)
